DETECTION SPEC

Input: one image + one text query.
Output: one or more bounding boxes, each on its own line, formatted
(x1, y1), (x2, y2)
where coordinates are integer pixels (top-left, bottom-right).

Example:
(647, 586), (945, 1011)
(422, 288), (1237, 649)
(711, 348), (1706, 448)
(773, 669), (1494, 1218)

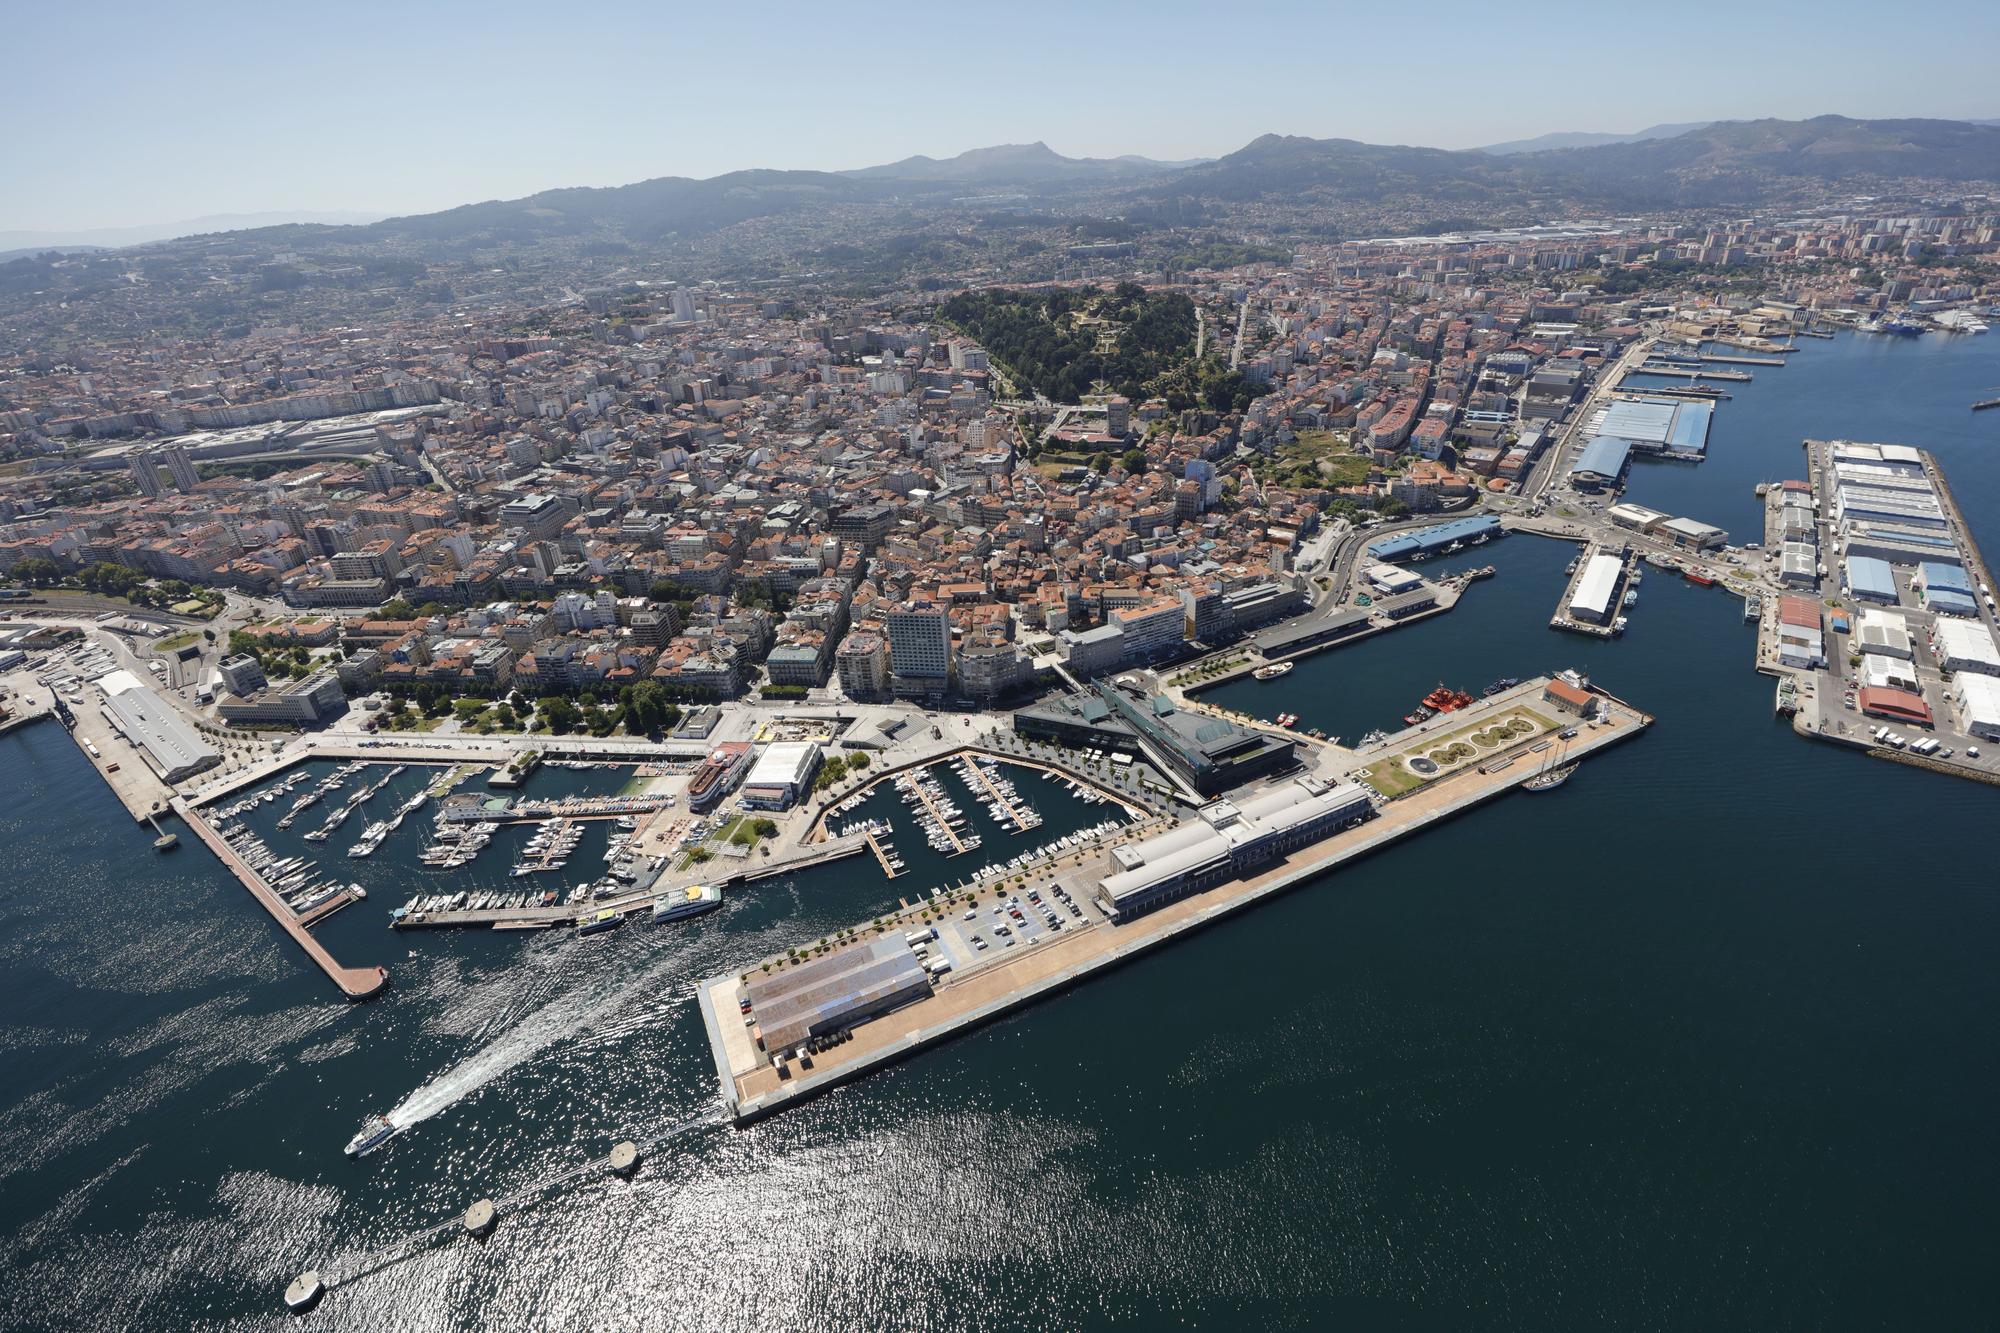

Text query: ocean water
(4, 331), (2000, 1331)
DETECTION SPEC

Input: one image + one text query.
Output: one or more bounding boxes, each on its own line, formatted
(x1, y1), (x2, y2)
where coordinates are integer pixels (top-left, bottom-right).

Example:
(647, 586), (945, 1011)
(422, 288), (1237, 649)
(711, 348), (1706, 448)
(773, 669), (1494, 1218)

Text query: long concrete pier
(174, 798), (388, 1000)
(700, 678), (1651, 1123)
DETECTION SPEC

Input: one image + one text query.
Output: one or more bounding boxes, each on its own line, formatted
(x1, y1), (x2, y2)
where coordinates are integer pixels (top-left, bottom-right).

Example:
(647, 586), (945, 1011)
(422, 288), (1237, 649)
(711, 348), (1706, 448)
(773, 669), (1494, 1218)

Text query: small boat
(1482, 677), (1521, 697)
(1684, 570), (1716, 588)
(345, 1113), (399, 1158)
(577, 909), (625, 937)
(1252, 662), (1294, 681)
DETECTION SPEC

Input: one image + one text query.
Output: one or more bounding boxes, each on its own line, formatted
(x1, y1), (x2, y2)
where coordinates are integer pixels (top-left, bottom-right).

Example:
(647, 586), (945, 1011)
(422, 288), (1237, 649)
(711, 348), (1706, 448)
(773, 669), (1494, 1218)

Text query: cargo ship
(1404, 684), (1474, 725)
(652, 883), (722, 925)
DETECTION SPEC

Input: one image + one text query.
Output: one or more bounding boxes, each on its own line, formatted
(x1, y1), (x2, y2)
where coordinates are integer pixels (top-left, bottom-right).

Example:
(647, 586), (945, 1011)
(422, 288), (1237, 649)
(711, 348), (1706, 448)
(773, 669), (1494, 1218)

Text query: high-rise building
(128, 453), (163, 498)
(162, 446), (199, 493)
(886, 600), (952, 685)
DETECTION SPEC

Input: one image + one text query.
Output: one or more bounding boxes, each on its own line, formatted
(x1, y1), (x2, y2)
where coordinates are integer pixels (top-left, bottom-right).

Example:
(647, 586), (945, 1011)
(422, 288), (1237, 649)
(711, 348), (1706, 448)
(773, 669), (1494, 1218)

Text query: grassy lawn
(1358, 762), (1425, 798)
(1357, 705), (1560, 799)
(1267, 430), (1373, 490)
(153, 630), (201, 653)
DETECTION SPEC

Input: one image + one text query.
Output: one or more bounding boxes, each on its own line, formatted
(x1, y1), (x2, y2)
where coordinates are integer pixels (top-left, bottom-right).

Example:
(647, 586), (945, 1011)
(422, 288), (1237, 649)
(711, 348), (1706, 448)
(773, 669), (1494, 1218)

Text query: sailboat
(1521, 736), (1577, 792)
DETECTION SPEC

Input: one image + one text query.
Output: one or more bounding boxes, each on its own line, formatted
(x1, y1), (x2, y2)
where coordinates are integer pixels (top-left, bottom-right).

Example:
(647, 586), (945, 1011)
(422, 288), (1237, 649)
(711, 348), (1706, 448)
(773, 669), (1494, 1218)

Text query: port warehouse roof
(1365, 515), (1500, 561)
(1570, 396), (1712, 483)
(1830, 441), (1926, 470)
(1917, 561), (1979, 615)
(1858, 686), (1933, 725)
(1098, 776), (1372, 910)
(1778, 595), (1822, 629)
(1845, 555), (1899, 603)
(96, 669), (219, 781)
(1845, 523), (1959, 564)
(1569, 434), (1632, 482)
(1856, 608), (1914, 660)
(1592, 396), (1713, 453)
(745, 933), (931, 1056)
(1934, 617), (2000, 674)
(1568, 554), (1624, 620)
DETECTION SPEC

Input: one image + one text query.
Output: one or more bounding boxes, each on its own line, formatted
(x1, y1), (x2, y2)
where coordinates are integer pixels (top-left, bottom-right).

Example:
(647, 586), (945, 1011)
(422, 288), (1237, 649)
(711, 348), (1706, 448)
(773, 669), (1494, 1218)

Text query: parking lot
(919, 875), (1107, 978)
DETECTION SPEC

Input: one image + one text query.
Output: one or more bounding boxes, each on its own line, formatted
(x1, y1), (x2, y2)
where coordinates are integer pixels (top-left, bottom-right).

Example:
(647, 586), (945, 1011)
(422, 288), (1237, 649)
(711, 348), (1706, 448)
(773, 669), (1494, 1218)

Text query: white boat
(1252, 662), (1294, 681)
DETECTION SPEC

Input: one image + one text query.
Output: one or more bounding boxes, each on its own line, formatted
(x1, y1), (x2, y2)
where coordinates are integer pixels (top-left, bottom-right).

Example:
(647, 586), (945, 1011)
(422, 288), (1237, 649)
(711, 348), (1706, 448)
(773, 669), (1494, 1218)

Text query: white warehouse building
(1934, 618), (2000, 677)
(1951, 672), (2000, 741)
(1568, 554), (1624, 625)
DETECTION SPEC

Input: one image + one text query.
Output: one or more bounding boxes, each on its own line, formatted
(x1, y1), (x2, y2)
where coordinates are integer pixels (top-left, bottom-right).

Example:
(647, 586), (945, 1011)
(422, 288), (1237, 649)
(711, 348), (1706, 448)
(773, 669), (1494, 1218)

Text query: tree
(1120, 449), (1148, 475)
(377, 598), (415, 620)
(9, 557), (61, 587)
(539, 696), (580, 734)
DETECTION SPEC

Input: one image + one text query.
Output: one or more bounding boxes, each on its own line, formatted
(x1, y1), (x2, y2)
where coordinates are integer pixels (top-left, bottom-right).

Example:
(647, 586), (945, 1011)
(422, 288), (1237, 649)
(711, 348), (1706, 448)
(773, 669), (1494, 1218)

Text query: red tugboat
(1404, 684), (1475, 726)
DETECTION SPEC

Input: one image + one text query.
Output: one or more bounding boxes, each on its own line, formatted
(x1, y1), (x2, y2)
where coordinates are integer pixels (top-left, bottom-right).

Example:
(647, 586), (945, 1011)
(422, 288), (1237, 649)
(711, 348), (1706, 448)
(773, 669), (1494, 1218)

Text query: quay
(437, 793), (669, 824)
(698, 677), (1651, 1124)
(1549, 544), (1634, 638)
(174, 797), (388, 1000)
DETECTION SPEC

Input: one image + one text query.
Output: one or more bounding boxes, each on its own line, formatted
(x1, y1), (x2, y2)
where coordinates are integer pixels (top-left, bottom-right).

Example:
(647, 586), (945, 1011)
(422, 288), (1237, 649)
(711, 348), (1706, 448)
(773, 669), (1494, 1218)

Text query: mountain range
(13, 117), (2000, 255)
(1475, 122), (1712, 155)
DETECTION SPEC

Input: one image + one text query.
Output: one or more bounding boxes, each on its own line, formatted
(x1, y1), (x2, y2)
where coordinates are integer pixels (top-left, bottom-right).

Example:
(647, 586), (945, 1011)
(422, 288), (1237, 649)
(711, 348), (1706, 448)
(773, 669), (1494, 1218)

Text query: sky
(5, 0), (1999, 236)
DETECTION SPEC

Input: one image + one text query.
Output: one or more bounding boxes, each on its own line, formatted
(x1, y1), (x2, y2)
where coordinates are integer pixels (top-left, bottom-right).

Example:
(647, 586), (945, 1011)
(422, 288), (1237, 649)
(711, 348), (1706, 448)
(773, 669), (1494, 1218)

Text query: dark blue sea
(3, 331), (1999, 1330)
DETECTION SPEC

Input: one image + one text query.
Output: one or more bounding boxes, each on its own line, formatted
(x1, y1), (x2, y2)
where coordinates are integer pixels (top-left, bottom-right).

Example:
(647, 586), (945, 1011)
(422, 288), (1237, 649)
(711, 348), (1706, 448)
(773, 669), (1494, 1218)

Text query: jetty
(175, 798), (387, 1000)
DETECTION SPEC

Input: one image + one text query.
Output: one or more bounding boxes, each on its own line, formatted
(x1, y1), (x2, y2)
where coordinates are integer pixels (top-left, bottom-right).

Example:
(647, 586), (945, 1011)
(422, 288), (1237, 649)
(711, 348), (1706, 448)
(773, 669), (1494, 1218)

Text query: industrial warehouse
(1365, 514), (1501, 563)
(1569, 394), (1715, 488)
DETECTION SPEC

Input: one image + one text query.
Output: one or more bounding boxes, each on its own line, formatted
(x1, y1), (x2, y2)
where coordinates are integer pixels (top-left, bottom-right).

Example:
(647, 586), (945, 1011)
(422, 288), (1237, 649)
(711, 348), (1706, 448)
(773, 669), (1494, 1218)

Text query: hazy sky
(6, 0), (1998, 233)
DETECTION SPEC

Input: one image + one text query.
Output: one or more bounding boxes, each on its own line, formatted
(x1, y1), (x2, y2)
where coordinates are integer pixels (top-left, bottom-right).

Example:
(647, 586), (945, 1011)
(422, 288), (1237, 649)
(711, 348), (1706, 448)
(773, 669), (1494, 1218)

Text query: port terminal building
(1015, 682), (1296, 797)
(1096, 775), (1373, 917)
(739, 740), (822, 811)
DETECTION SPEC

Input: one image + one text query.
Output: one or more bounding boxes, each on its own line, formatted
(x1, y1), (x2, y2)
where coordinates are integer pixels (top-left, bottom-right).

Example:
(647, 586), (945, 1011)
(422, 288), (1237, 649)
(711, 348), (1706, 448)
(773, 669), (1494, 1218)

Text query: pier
(906, 773), (967, 854)
(862, 826), (901, 878)
(700, 678), (1652, 1124)
(959, 755), (1030, 829)
(1549, 545), (1634, 638)
(174, 798), (387, 1000)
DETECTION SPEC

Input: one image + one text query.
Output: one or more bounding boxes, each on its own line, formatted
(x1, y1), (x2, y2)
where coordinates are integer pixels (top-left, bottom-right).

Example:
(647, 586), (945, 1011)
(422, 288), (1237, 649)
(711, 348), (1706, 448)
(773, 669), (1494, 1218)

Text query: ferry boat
(577, 908), (625, 936)
(344, 1113), (400, 1158)
(1743, 593), (1763, 622)
(1252, 662), (1294, 681)
(652, 883), (722, 924)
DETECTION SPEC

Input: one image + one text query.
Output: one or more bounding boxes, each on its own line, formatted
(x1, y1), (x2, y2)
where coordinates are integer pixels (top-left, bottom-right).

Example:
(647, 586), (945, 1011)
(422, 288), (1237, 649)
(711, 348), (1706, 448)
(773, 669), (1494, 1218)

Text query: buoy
(463, 1199), (497, 1238)
(283, 1271), (325, 1313)
(607, 1141), (640, 1177)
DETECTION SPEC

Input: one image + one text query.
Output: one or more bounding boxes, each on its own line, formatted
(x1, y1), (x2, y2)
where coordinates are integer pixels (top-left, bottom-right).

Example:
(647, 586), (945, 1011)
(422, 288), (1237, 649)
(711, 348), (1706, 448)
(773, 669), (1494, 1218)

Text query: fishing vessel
(1684, 570), (1716, 588)
(1405, 684), (1474, 724)
(1252, 662), (1294, 681)
(1482, 677), (1521, 697)
(651, 883), (722, 924)
(344, 1113), (399, 1158)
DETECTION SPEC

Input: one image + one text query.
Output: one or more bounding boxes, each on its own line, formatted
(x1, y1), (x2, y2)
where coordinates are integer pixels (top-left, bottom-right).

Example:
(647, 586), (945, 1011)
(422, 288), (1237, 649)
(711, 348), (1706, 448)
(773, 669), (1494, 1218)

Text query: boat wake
(387, 965), (694, 1131)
